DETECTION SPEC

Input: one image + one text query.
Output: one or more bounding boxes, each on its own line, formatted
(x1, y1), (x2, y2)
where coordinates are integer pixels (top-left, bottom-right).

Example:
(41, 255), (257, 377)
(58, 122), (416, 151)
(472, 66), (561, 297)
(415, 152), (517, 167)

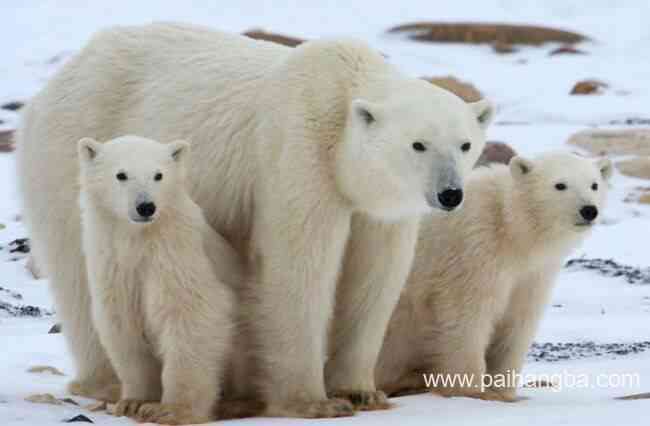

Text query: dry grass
(243, 29), (305, 47)
(387, 22), (588, 46)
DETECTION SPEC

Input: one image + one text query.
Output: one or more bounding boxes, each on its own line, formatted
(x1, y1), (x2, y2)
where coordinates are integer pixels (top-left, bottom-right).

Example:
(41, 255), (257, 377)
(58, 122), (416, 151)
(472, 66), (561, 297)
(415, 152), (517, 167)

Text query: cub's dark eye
(461, 142), (471, 152)
(154, 172), (163, 181)
(592, 182), (598, 191)
(412, 142), (427, 152)
(116, 172), (128, 181)
(555, 183), (567, 191)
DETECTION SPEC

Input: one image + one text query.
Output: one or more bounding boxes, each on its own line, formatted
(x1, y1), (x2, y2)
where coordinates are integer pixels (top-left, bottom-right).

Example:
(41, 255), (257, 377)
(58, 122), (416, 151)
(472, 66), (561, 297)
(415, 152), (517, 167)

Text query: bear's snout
(437, 188), (464, 211)
(136, 201), (157, 219)
(579, 205), (598, 222)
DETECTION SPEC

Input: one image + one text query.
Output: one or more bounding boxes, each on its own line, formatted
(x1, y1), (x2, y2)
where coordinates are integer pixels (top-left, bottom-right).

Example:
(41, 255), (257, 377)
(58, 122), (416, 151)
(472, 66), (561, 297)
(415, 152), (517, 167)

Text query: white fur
(376, 152), (612, 400)
(78, 135), (239, 424)
(16, 23), (492, 417)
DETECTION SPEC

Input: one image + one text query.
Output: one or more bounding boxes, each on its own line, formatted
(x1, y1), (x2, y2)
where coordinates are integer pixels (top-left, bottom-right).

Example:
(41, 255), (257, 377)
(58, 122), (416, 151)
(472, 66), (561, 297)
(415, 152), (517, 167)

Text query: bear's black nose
(580, 205), (598, 222)
(437, 188), (464, 210)
(136, 202), (157, 218)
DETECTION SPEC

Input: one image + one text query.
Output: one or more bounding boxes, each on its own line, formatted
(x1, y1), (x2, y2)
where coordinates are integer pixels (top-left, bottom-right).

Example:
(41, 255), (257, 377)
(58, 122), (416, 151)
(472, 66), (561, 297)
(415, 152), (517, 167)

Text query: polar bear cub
(377, 152), (612, 401)
(78, 135), (240, 424)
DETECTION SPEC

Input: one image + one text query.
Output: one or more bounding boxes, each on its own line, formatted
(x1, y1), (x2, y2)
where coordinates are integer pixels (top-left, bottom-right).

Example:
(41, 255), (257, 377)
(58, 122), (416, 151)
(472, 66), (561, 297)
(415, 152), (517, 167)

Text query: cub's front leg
(325, 214), (419, 410)
(486, 273), (554, 402)
(136, 270), (234, 425)
(89, 286), (162, 417)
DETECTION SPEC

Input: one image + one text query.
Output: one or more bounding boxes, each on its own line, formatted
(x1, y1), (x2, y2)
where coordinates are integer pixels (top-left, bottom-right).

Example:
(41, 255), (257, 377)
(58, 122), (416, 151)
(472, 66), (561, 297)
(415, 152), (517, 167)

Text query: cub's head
(335, 79), (493, 220)
(509, 152), (612, 235)
(78, 135), (190, 225)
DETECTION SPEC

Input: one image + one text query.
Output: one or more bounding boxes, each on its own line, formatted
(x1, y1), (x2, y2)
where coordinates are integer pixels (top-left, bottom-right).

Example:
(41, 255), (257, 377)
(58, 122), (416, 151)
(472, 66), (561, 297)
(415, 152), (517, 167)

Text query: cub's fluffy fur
(79, 135), (240, 424)
(377, 152), (612, 401)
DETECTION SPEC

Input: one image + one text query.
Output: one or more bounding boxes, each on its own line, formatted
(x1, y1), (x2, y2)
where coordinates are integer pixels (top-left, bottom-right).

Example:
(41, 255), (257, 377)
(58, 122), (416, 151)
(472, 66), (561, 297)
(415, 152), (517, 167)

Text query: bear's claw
(330, 390), (392, 411)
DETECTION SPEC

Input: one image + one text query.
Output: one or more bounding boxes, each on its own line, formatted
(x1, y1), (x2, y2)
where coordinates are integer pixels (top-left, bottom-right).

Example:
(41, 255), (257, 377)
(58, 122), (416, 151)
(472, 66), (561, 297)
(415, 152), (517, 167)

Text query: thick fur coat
(17, 23), (492, 417)
(376, 152), (612, 401)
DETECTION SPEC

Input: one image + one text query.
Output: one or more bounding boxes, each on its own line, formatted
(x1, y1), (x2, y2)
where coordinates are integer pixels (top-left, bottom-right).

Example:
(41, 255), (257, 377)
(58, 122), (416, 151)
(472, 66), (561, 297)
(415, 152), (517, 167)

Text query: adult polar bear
(17, 23), (492, 418)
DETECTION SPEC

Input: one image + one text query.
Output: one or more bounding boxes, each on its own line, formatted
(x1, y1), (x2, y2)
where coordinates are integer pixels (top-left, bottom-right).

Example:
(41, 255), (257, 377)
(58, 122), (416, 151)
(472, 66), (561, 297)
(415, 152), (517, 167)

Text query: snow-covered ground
(1, 1), (650, 425)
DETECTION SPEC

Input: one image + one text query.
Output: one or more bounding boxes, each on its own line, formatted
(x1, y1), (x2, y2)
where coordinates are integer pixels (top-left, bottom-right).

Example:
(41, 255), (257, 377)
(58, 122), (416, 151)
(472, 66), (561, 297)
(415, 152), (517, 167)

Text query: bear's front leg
(253, 201), (355, 418)
(325, 214), (419, 410)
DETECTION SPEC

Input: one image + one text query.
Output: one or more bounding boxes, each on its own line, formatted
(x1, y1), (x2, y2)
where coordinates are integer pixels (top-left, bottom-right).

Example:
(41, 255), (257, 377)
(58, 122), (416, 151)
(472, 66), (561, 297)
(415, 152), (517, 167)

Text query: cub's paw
(111, 398), (154, 417)
(136, 402), (210, 425)
(68, 380), (121, 403)
(265, 398), (355, 418)
(330, 390), (392, 411)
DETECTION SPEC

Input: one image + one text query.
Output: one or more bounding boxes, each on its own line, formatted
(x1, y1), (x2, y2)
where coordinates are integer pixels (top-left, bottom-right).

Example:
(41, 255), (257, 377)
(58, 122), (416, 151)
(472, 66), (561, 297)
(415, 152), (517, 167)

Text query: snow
(1, 1), (650, 425)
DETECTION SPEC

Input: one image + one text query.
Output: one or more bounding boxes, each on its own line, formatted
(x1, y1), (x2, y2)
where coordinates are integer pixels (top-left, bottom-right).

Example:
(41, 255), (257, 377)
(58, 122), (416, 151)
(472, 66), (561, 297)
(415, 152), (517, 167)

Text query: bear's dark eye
(461, 142), (471, 153)
(412, 142), (427, 152)
(154, 172), (163, 182)
(555, 183), (567, 191)
(116, 172), (128, 181)
(592, 182), (598, 191)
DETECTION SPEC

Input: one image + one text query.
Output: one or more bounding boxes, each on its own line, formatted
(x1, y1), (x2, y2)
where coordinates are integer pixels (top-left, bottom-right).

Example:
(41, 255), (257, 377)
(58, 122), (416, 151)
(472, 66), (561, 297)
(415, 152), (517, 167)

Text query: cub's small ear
(596, 157), (613, 181)
(168, 140), (190, 162)
(510, 156), (534, 179)
(351, 99), (380, 126)
(78, 137), (102, 163)
(470, 99), (494, 130)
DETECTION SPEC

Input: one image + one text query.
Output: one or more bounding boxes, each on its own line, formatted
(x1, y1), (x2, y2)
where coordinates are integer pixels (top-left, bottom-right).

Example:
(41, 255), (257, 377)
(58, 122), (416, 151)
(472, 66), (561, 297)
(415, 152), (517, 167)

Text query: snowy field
(1, 1), (650, 425)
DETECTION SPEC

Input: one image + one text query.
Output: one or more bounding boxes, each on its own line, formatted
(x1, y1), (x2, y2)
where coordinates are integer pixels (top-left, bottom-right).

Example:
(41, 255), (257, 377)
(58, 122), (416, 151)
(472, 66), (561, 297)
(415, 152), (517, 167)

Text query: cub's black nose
(437, 188), (464, 210)
(580, 205), (598, 222)
(136, 202), (157, 218)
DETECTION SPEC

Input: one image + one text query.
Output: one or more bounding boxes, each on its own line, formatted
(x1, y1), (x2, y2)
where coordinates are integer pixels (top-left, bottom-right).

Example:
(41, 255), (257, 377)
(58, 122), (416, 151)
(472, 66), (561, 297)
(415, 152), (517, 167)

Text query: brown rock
(475, 142), (517, 168)
(0, 130), (14, 152)
(243, 29), (304, 47)
(423, 76), (483, 102)
(387, 22), (588, 46)
(616, 157), (650, 180)
(567, 129), (650, 156)
(570, 79), (608, 95)
(549, 45), (587, 56)
(492, 42), (518, 54)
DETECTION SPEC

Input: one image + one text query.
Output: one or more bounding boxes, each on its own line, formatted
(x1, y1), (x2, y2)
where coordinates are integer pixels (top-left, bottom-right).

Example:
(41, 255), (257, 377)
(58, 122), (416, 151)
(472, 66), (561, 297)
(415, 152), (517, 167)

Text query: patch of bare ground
(387, 22), (588, 46)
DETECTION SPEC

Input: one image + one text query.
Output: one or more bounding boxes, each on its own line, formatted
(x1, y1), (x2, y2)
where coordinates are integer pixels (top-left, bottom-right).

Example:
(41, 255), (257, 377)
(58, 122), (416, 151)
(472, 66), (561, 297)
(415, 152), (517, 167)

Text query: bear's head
(335, 79), (493, 220)
(509, 152), (612, 237)
(78, 135), (190, 226)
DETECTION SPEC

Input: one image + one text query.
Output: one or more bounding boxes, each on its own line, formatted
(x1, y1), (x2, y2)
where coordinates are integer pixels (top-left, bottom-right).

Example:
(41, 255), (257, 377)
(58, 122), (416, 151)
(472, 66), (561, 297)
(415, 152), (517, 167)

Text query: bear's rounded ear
(351, 99), (380, 126)
(168, 140), (190, 162)
(596, 157), (613, 181)
(469, 99), (494, 130)
(78, 137), (102, 163)
(510, 156), (534, 179)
